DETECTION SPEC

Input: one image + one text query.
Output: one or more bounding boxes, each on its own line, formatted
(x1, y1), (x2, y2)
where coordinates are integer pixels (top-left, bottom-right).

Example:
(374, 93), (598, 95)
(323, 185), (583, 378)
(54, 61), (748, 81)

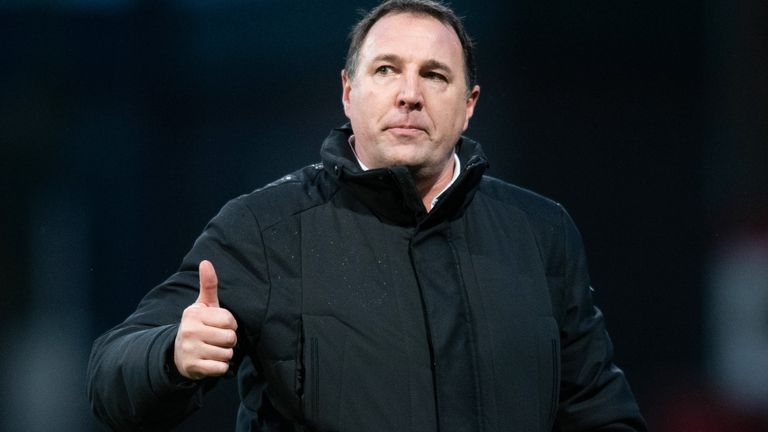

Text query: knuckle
(183, 304), (200, 316)
(190, 363), (206, 378)
(226, 331), (237, 347)
(178, 327), (195, 340)
(213, 361), (229, 375)
(181, 340), (196, 354)
(225, 311), (238, 329)
(180, 315), (199, 330)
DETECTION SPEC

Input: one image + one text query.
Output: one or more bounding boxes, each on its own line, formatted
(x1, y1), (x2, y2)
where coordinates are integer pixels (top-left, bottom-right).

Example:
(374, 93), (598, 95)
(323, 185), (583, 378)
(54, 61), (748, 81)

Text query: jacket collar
(321, 124), (490, 227)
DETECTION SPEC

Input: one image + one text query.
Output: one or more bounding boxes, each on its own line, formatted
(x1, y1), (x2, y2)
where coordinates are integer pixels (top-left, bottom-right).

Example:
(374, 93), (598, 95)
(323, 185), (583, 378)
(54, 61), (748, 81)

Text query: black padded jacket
(87, 125), (646, 432)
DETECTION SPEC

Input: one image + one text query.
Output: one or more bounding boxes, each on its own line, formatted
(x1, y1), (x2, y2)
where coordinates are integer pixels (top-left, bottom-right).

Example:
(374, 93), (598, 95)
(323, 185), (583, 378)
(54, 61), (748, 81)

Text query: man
(88, 1), (646, 431)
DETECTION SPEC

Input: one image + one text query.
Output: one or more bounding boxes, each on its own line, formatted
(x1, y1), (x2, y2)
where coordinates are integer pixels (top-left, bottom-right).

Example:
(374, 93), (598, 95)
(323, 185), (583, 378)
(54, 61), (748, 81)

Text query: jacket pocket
(300, 314), (347, 429)
(538, 317), (561, 427)
(309, 336), (319, 420)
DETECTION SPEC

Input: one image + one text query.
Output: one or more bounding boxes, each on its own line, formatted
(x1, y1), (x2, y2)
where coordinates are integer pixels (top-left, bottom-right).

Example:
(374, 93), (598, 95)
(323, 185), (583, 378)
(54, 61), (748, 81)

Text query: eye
(424, 71), (448, 82)
(375, 65), (394, 75)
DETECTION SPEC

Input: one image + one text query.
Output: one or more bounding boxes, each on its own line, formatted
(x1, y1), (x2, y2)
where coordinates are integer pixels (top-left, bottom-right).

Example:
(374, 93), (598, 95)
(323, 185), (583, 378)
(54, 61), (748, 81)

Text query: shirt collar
(348, 134), (461, 210)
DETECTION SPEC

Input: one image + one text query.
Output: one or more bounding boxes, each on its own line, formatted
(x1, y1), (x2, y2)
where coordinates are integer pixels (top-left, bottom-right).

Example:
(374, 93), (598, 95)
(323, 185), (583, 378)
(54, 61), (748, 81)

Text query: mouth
(385, 125), (426, 137)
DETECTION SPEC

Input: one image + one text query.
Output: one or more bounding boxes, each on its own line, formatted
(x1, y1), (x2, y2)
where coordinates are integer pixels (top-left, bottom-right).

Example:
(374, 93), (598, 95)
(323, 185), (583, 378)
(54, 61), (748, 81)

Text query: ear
(341, 69), (353, 117)
(462, 85), (481, 131)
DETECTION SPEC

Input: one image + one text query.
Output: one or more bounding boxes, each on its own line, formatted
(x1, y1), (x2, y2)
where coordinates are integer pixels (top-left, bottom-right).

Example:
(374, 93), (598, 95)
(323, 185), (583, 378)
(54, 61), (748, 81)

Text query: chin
(382, 154), (425, 169)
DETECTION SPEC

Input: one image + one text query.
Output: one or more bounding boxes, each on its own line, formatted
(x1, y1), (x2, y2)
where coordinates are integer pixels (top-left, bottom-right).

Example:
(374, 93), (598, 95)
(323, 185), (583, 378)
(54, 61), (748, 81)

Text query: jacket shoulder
(235, 163), (337, 229)
(476, 175), (566, 228)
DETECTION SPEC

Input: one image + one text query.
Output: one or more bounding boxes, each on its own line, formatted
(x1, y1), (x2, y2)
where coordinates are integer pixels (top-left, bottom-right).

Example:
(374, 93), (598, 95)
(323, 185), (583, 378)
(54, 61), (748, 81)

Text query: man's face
(342, 13), (480, 180)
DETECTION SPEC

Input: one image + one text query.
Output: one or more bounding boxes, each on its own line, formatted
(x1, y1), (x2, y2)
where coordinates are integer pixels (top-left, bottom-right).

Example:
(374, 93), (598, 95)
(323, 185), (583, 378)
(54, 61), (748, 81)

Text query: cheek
(347, 94), (368, 123)
(439, 105), (467, 131)
(364, 88), (387, 106)
(356, 92), (389, 124)
(350, 89), (371, 113)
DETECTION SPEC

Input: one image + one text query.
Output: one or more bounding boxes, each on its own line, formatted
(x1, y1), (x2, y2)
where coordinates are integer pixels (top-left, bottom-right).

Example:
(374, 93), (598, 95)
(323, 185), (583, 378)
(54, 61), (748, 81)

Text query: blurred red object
(656, 386), (768, 432)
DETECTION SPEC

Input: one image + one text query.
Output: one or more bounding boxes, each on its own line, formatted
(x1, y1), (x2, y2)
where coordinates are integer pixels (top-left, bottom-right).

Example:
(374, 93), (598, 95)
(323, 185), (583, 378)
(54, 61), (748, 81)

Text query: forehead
(359, 13), (463, 66)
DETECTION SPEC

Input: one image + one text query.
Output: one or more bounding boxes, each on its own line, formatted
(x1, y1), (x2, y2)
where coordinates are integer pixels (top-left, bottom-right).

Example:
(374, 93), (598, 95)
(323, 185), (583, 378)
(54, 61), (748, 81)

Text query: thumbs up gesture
(174, 260), (238, 380)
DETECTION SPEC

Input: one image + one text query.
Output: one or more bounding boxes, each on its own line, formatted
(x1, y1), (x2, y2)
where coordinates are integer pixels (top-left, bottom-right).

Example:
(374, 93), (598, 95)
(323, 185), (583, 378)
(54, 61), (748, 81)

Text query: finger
(198, 327), (238, 348)
(199, 308), (238, 331)
(196, 260), (219, 307)
(198, 344), (235, 362)
(187, 359), (230, 379)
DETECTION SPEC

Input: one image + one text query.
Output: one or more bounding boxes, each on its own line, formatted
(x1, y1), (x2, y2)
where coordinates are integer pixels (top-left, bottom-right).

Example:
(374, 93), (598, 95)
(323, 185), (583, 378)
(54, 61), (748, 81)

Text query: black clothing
(87, 125), (646, 431)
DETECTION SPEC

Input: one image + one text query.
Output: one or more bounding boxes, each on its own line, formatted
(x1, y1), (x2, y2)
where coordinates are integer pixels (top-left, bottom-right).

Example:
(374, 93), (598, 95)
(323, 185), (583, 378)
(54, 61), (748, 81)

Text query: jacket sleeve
(86, 197), (269, 431)
(552, 207), (647, 432)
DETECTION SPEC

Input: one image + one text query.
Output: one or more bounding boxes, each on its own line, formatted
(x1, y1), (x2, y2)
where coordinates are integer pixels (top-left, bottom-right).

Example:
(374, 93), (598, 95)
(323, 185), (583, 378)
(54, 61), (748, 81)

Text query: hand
(173, 260), (238, 380)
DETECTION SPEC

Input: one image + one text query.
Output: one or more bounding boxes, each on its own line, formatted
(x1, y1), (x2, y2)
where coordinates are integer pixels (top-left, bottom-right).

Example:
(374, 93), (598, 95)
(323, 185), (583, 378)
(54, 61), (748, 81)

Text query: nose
(396, 72), (423, 111)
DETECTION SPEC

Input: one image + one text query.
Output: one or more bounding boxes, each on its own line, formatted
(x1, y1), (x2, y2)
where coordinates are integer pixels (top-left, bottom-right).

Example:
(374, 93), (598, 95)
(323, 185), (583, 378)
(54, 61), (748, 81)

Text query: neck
(414, 156), (456, 212)
(347, 135), (457, 212)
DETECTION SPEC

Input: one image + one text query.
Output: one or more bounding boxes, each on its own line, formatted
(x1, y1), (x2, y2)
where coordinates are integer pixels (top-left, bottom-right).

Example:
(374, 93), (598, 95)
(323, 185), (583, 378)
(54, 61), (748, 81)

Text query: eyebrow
(371, 54), (454, 75)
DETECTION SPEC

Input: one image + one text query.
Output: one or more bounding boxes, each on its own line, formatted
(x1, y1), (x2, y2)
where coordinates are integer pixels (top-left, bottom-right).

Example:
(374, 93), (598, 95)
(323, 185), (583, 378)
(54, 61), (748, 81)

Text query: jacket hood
(320, 124), (490, 227)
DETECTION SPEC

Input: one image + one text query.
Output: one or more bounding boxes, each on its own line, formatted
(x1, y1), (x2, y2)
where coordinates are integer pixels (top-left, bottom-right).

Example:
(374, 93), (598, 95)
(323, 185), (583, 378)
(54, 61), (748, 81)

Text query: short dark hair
(345, 0), (477, 92)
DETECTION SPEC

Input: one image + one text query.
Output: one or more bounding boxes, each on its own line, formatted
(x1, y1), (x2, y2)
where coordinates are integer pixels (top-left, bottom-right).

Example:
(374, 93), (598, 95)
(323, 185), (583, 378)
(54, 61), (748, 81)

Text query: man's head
(345, 0), (477, 93)
(341, 0), (480, 182)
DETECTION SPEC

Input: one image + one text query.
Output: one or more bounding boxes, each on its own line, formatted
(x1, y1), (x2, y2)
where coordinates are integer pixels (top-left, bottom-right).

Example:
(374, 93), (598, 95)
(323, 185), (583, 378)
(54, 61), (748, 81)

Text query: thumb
(196, 260), (219, 307)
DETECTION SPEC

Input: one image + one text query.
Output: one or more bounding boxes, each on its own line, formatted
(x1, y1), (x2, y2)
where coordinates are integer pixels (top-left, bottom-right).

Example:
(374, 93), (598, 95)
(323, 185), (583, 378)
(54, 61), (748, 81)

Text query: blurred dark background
(1, 0), (766, 430)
